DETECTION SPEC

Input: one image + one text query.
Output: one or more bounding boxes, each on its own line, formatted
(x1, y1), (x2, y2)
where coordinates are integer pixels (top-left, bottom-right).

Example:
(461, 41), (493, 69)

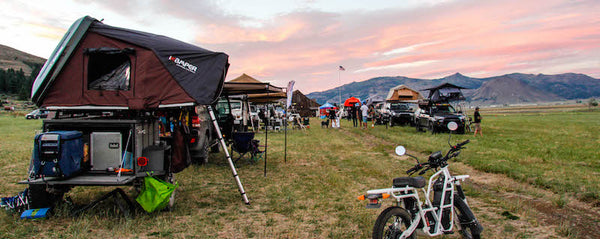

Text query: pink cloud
(117, 0), (600, 93)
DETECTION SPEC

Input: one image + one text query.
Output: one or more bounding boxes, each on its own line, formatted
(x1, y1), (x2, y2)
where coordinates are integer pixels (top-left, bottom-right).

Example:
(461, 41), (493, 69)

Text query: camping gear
(31, 131), (83, 178)
(73, 188), (136, 217)
(231, 132), (263, 163)
(386, 85), (423, 103)
(422, 83), (467, 102)
(344, 97), (361, 107)
(90, 132), (122, 171)
(136, 175), (178, 213)
(0, 189), (29, 213)
(20, 208), (51, 219)
(170, 124), (191, 173)
(31, 16), (228, 110)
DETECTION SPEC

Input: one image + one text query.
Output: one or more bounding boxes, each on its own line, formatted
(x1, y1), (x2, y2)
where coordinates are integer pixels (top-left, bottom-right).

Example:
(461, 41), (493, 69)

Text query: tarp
(422, 83), (467, 102)
(386, 85), (422, 102)
(31, 16), (228, 109)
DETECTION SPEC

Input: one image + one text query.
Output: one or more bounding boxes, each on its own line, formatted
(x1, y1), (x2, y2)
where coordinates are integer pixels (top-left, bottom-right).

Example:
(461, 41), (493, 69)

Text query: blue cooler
(31, 131), (83, 178)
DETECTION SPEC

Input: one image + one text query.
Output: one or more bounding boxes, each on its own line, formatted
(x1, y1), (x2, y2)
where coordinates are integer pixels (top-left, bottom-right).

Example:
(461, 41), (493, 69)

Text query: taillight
(191, 116), (200, 128)
(137, 157), (148, 167)
(190, 137), (197, 144)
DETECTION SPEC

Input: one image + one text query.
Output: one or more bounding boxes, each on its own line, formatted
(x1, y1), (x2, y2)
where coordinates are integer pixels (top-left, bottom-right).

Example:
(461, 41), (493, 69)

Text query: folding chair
(231, 132), (264, 164)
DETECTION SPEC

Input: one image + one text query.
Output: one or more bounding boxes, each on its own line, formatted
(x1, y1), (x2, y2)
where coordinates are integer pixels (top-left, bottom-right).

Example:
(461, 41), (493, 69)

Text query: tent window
(87, 50), (131, 91)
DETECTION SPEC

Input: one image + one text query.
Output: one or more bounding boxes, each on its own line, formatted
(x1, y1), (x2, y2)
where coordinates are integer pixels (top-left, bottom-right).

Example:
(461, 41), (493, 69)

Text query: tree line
(0, 63), (42, 100)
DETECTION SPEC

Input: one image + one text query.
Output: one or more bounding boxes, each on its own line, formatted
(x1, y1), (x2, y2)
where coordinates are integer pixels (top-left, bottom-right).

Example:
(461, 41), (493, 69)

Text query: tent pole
(264, 103), (268, 177)
(284, 112), (287, 163)
(207, 105), (250, 205)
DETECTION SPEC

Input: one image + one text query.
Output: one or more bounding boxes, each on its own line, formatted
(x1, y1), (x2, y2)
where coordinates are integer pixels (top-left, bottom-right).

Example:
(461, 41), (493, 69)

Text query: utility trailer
(20, 15), (250, 210)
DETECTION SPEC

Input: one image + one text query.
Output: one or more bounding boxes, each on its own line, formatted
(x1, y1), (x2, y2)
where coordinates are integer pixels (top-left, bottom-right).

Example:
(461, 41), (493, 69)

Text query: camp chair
(231, 132), (264, 164)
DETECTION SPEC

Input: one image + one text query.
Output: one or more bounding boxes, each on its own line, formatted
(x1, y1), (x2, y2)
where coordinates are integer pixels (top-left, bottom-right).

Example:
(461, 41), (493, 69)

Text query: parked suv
(387, 102), (415, 127)
(189, 105), (218, 164)
(415, 102), (466, 134)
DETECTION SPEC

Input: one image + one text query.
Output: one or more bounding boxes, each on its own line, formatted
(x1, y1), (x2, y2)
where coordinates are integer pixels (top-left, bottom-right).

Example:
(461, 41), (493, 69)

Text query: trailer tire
(28, 184), (63, 209)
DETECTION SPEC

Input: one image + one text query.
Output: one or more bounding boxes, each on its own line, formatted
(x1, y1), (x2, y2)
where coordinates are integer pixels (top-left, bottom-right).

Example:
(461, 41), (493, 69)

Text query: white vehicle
(358, 122), (483, 239)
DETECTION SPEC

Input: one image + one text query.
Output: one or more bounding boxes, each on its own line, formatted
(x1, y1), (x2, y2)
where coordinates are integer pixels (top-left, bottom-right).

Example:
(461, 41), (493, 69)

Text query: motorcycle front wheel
(372, 207), (415, 239)
(453, 198), (482, 239)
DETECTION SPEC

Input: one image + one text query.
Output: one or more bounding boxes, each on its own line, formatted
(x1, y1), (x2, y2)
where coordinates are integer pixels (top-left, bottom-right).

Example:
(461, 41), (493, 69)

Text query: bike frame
(366, 165), (470, 238)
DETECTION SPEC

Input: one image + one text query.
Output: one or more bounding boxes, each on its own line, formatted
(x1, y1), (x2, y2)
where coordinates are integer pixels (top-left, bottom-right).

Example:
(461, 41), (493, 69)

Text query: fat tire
(372, 207), (415, 239)
(454, 196), (482, 239)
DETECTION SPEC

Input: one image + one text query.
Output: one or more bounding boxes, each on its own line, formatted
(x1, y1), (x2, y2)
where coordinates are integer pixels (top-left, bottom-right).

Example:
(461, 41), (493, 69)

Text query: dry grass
(0, 108), (598, 238)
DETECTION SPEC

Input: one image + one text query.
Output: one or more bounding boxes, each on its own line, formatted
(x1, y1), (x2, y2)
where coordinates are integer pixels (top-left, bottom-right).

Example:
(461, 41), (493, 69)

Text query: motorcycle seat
(393, 176), (426, 188)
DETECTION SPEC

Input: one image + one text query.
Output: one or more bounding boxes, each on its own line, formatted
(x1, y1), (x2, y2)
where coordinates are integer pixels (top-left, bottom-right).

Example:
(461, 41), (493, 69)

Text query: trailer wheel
(28, 184), (64, 209)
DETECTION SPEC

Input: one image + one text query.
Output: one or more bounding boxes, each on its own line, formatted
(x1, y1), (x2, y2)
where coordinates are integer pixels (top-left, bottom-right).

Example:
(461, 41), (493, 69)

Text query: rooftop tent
(31, 16), (229, 109)
(365, 95), (385, 106)
(386, 85), (423, 103)
(422, 83), (467, 102)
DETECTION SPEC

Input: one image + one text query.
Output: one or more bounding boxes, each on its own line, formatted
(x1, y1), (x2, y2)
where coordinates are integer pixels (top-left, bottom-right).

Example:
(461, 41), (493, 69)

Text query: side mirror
(447, 122), (458, 131)
(395, 146), (406, 156)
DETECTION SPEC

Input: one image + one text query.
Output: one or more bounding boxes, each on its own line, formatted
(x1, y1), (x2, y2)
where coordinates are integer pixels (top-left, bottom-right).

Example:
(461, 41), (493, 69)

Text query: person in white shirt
(360, 103), (369, 129)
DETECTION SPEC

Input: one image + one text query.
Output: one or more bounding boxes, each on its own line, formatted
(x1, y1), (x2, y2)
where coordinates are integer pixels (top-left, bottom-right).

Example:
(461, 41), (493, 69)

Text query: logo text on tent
(168, 56), (197, 74)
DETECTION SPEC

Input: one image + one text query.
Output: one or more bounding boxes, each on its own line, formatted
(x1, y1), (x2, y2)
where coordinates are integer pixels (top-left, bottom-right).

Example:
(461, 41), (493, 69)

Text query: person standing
(473, 107), (483, 137)
(360, 103), (369, 129)
(351, 105), (358, 127)
(329, 106), (337, 128)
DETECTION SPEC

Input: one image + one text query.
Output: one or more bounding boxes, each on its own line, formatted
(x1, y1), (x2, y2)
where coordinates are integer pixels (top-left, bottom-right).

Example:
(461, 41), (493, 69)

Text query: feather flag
(339, 65), (345, 71)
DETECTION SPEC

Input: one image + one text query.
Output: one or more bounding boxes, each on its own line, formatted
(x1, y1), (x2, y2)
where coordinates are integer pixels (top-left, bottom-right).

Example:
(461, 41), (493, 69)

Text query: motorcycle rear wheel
(372, 207), (416, 239)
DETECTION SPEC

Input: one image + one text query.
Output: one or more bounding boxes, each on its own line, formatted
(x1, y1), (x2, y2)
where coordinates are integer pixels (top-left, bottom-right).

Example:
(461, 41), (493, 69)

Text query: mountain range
(306, 72), (600, 106)
(0, 44), (45, 76)
(1, 43), (598, 106)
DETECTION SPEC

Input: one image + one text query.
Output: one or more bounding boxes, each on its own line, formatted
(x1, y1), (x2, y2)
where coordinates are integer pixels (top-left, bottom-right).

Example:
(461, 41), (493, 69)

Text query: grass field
(0, 108), (598, 238)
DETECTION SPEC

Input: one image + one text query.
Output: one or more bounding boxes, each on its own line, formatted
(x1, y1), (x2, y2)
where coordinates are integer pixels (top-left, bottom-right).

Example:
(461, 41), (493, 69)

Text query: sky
(1, 0), (599, 94)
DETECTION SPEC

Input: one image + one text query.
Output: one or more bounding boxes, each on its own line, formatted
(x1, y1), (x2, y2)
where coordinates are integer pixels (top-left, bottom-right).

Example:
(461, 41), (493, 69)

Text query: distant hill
(0, 44), (46, 76)
(470, 77), (561, 105)
(306, 72), (600, 106)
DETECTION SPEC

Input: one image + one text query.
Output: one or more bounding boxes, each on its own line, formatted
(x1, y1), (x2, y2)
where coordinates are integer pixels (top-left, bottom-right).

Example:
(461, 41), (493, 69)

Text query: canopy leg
(207, 106), (250, 205)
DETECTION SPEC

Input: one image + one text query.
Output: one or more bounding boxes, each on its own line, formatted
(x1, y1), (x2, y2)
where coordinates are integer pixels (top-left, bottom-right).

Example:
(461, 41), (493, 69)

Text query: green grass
(0, 109), (598, 238)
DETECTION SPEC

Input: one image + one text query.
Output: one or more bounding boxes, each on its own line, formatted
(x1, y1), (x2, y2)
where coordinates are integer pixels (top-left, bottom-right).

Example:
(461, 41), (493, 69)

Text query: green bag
(136, 176), (178, 213)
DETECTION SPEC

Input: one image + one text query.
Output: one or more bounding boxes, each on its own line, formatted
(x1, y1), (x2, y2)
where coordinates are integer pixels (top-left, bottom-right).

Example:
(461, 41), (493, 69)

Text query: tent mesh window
(87, 48), (132, 91)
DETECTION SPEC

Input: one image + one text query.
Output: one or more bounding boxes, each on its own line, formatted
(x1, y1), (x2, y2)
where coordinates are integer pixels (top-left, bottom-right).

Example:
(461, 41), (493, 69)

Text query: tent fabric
(222, 74), (284, 95)
(365, 95), (385, 106)
(32, 16), (228, 109)
(386, 85), (423, 102)
(423, 83), (467, 102)
(319, 103), (334, 109)
(343, 97), (361, 107)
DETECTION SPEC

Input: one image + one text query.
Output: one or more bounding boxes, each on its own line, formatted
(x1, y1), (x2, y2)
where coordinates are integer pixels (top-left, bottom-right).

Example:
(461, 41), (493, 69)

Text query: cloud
(3, 0), (599, 93)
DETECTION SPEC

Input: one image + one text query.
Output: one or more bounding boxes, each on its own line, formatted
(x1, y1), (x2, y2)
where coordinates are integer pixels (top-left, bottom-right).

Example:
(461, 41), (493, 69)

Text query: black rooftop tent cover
(422, 83), (468, 102)
(31, 16), (229, 109)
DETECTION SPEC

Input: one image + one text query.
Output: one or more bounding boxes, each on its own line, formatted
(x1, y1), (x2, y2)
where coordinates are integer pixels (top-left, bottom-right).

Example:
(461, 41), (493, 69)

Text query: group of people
(326, 101), (373, 129)
(325, 102), (484, 135)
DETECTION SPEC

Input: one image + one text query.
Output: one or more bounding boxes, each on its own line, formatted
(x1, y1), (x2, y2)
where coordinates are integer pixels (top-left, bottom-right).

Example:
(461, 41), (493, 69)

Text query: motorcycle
(358, 122), (483, 239)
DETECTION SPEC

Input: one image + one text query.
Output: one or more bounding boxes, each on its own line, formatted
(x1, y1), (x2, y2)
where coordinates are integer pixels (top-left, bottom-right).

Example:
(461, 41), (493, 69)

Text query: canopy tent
(344, 97), (361, 107)
(319, 103), (335, 109)
(222, 74), (283, 96)
(365, 95), (385, 106)
(31, 16), (228, 109)
(386, 85), (423, 103)
(422, 83), (467, 102)
(220, 74), (287, 177)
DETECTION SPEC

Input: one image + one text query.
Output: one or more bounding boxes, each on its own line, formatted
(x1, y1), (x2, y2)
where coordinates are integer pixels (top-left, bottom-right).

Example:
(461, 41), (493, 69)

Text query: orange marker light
(357, 195), (365, 200)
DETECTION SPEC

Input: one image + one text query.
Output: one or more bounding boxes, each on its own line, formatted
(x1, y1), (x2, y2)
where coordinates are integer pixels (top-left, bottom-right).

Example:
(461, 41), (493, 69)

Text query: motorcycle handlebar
(456, 139), (470, 148)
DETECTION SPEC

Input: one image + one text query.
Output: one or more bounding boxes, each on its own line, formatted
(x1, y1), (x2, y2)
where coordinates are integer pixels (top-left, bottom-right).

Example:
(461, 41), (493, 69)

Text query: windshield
(431, 105), (456, 115)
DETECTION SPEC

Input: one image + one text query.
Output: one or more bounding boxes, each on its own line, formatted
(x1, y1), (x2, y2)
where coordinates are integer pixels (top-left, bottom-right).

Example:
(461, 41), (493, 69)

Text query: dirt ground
(345, 127), (600, 238)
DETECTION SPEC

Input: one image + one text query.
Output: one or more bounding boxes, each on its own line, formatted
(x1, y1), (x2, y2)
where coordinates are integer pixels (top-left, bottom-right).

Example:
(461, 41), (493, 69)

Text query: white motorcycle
(359, 122), (483, 239)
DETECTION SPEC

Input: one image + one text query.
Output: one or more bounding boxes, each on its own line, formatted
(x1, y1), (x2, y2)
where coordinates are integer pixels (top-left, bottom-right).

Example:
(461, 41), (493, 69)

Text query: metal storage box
(90, 132), (122, 171)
